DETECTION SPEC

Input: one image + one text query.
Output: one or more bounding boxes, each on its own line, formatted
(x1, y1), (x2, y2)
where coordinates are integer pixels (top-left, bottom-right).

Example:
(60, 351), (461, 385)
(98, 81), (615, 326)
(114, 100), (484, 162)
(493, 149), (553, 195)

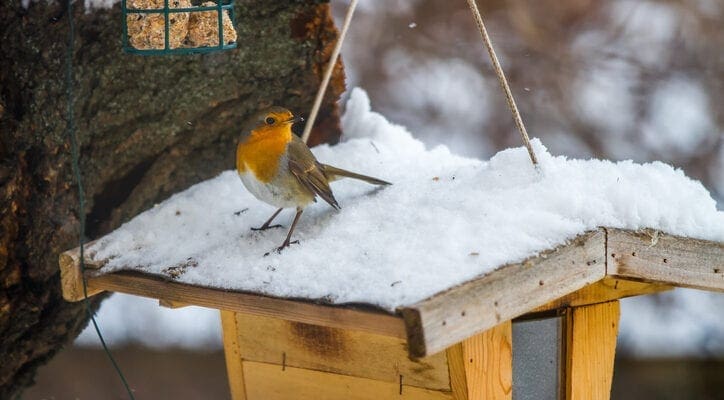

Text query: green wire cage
(122, 0), (237, 55)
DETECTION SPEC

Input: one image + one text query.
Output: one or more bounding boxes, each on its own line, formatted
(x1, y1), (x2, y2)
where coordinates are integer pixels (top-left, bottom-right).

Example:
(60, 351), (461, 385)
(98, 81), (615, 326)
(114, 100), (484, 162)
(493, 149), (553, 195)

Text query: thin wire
(464, 0), (538, 166)
(66, 0), (136, 398)
(301, 0), (358, 144)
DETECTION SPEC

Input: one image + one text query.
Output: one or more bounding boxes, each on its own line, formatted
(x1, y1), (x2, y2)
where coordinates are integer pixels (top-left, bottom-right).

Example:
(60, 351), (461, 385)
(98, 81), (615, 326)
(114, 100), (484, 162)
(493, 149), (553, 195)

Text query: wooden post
(447, 321), (513, 400)
(565, 301), (620, 400)
(221, 310), (247, 400)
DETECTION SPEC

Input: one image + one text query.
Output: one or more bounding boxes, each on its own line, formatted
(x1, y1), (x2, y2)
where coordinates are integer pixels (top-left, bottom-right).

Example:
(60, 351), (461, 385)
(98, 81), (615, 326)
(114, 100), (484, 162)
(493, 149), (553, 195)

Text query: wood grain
(242, 361), (452, 400)
(158, 299), (191, 309)
(464, 322), (513, 400)
(565, 301), (620, 400)
(607, 228), (724, 291)
(221, 310), (247, 400)
(533, 277), (671, 313)
(58, 243), (105, 302)
(85, 272), (407, 338)
(446, 344), (468, 400)
(400, 230), (606, 357)
(234, 312), (450, 390)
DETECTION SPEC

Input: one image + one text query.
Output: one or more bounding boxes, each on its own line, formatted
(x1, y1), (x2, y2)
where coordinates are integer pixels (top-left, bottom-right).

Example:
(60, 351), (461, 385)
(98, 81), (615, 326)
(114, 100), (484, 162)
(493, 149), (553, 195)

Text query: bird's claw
(251, 224), (283, 231)
(263, 240), (300, 257)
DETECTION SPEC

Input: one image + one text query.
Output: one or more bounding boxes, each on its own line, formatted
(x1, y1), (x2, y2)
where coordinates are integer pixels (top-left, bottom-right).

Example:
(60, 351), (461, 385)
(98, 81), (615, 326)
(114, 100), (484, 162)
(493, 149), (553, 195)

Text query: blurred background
(25, 0), (723, 398)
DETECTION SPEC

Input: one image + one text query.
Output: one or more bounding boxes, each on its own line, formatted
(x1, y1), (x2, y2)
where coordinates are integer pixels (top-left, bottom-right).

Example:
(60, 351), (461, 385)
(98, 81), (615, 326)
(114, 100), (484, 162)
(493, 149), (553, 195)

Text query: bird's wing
(287, 136), (340, 209)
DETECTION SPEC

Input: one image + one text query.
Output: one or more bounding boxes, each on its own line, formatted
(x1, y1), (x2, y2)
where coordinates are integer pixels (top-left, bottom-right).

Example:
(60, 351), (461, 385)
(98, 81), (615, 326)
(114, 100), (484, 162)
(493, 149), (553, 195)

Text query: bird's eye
(265, 117), (276, 125)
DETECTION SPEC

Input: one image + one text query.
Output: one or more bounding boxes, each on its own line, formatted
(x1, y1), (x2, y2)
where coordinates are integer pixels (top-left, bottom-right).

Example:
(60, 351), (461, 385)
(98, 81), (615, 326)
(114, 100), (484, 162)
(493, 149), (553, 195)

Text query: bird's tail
(321, 164), (391, 186)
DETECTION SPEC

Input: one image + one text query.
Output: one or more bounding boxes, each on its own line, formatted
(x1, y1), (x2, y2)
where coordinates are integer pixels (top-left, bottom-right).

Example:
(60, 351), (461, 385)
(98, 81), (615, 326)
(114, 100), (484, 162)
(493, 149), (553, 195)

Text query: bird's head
(240, 107), (304, 141)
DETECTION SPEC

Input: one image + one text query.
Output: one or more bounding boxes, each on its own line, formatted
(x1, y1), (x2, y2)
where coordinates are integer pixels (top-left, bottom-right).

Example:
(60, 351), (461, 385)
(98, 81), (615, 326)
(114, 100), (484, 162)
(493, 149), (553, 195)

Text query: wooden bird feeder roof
(60, 227), (724, 358)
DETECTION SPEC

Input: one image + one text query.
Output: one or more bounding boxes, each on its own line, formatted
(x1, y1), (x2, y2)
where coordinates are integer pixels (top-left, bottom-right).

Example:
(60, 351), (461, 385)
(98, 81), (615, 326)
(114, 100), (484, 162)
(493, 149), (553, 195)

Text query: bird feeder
(122, 0), (237, 55)
(60, 228), (724, 399)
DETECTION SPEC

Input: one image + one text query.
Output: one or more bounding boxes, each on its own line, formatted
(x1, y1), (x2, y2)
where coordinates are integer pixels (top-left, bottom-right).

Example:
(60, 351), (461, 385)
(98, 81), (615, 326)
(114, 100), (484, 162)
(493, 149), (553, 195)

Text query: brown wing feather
(287, 136), (341, 210)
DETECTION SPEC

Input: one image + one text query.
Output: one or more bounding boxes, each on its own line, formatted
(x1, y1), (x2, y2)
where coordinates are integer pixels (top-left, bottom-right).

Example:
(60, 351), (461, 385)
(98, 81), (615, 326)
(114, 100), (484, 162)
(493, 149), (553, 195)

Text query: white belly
(238, 170), (304, 209)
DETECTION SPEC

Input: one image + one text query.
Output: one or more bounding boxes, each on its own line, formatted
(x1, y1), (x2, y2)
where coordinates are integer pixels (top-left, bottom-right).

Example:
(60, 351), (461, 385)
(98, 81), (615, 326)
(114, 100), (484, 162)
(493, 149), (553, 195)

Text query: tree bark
(0, 0), (345, 397)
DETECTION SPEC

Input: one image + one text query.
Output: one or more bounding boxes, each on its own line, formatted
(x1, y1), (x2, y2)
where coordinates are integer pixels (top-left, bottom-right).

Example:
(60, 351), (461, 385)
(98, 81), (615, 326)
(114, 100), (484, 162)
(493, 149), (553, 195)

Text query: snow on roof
(88, 88), (724, 312)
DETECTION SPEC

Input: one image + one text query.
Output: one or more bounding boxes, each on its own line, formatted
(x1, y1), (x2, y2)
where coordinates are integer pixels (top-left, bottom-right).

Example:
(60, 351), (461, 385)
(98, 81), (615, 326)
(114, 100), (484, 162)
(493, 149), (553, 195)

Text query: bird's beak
(286, 115), (304, 125)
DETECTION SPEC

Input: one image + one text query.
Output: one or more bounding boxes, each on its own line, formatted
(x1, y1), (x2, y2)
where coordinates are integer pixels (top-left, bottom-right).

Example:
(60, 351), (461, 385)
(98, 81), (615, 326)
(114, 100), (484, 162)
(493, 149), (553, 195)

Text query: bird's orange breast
(236, 125), (292, 183)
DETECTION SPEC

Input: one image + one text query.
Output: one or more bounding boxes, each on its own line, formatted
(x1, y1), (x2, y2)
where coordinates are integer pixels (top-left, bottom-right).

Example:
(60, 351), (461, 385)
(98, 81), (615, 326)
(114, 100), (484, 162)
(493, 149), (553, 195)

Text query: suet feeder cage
(122, 0), (237, 55)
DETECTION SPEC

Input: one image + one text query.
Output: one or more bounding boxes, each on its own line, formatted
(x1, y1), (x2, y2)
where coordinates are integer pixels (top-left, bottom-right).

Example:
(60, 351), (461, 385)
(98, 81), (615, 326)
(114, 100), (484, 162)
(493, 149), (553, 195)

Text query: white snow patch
(86, 87), (724, 312)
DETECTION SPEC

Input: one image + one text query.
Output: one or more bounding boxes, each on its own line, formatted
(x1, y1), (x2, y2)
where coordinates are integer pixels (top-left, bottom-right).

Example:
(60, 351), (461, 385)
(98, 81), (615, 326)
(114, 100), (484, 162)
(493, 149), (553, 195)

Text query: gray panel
(512, 316), (564, 400)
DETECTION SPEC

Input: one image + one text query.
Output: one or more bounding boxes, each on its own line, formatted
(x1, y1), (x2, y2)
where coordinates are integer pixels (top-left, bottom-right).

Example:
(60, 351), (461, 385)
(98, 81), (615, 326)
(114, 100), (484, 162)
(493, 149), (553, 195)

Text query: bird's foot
(251, 224), (283, 231)
(264, 240), (300, 257)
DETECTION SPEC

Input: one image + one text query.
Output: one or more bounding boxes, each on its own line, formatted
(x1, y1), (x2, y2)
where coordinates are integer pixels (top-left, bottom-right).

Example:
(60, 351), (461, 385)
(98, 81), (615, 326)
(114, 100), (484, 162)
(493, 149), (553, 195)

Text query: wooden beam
(242, 361), (452, 400)
(533, 277), (672, 313)
(159, 299), (192, 308)
(400, 230), (606, 358)
(221, 310), (247, 400)
(234, 313), (450, 391)
(58, 243), (105, 302)
(607, 228), (724, 291)
(565, 301), (620, 400)
(446, 322), (512, 400)
(84, 272), (407, 338)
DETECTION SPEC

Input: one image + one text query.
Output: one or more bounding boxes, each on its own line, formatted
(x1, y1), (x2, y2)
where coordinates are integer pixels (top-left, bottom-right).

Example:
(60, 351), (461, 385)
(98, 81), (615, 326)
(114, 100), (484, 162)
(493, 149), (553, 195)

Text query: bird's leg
(275, 208), (304, 253)
(251, 208), (284, 231)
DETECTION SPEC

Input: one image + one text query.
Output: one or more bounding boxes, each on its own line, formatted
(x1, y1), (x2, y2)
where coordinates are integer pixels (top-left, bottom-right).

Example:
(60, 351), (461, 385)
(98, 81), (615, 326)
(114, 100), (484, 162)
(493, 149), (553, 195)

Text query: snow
(84, 87), (724, 313)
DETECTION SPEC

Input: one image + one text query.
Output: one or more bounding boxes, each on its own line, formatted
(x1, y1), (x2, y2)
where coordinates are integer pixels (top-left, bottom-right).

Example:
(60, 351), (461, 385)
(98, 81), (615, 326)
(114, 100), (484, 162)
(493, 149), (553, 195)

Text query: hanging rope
(65, 0), (136, 398)
(464, 0), (538, 166)
(301, 0), (358, 144)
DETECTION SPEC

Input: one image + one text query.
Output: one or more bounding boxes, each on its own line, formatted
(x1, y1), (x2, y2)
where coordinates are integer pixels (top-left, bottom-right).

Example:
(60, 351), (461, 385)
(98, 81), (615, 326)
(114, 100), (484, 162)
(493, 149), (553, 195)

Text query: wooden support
(233, 312), (450, 391)
(243, 361), (452, 400)
(401, 230), (606, 357)
(58, 243), (105, 302)
(447, 321), (513, 400)
(565, 301), (620, 400)
(77, 272), (406, 339)
(159, 299), (191, 309)
(221, 310), (247, 400)
(533, 277), (671, 313)
(225, 311), (453, 399)
(607, 228), (724, 291)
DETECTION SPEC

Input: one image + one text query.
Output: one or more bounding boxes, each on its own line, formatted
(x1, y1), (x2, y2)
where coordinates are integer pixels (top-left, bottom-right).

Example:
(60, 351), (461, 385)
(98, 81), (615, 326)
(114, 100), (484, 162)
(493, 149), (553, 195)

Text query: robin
(237, 106), (391, 253)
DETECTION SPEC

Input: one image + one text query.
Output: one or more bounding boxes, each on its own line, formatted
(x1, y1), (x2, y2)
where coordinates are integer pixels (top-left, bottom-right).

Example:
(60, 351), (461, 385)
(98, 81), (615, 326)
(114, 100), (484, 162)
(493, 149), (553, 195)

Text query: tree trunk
(0, 0), (345, 397)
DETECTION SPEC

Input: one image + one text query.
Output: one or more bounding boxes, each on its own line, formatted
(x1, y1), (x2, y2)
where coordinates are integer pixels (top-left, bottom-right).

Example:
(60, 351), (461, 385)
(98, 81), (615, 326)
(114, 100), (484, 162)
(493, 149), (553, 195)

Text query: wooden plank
(607, 228), (724, 291)
(445, 344), (467, 400)
(446, 322), (512, 400)
(234, 313), (450, 391)
(565, 301), (620, 400)
(532, 277), (672, 313)
(243, 361), (452, 400)
(58, 244), (105, 302)
(158, 299), (191, 309)
(400, 230), (606, 358)
(464, 322), (512, 400)
(85, 272), (407, 338)
(221, 310), (246, 400)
